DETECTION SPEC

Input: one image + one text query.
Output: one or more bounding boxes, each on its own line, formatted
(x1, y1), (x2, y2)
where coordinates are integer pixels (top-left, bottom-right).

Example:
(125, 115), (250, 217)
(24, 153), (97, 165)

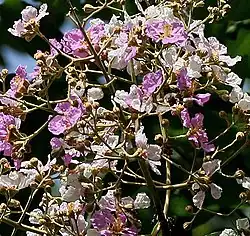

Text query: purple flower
(15, 65), (27, 79)
(91, 209), (138, 236)
(61, 29), (89, 58)
(50, 137), (81, 165)
(177, 68), (191, 90)
(49, 38), (62, 56)
(142, 70), (163, 95)
(184, 93), (211, 106)
(145, 19), (187, 46)
(88, 22), (106, 44)
(0, 113), (21, 157)
(181, 109), (215, 152)
(48, 98), (85, 135)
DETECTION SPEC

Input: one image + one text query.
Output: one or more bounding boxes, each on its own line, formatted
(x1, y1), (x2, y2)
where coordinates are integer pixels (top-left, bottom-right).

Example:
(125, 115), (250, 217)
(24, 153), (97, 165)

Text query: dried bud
(0, 203), (7, 212)
(85, 102), (92, 112)
(131, 113), (138, 121)
(183, 221), (192, 230)
(85, 202), (95, 213)
(185, 205), (194, 214)
(236, 132), (245, 141)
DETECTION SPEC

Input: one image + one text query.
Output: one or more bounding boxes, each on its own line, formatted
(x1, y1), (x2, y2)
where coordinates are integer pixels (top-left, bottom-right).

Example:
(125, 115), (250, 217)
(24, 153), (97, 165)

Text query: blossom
(176, 68), (191, 90)
(88, 19), (106, 44)
(8, 4), (49, 38)
(181, 109), (215, 152)
(192, 159), (222, 209)
(0, 171), (35, 190)
(134, 192), (151, 209)
(238, 93), (250, 111)
(145, 19), (187, 46)
(219, 229), (237, 236)
(48, 97), (85, 135)
(135, 126), (162, 175)
(142, 70), (163, 95)
(61, 29), (89, 58)
(0, 113), (21, 157)
(87, 88), (104, 101)
(114, 85), (153, 113)
(50, 137), (81, 165)
(91, 210), (138, 236)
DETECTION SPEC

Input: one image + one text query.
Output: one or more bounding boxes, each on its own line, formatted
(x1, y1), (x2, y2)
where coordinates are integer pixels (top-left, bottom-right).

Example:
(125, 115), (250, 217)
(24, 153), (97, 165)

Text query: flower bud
(161, 119), (169, 128)
(154, 134), (163, 144)
(30, 157), (39, 167)
(183, 221), (192, 230)
(0, 203), (7, 212)
(9, 199), (20, 208)
(219, 111), (227, 119)
(185, 205), (193, 214)
(83, 4), (98, 13)
(1, 69), (8, 76)
(234, 170), (245, 179)
(239, 192), (248, 201)
(236, 132), (245, 141)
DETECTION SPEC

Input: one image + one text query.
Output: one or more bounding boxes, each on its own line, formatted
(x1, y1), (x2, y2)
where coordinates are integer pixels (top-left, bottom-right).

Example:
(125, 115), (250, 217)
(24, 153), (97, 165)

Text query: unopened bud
(83, 4), (98, 13)
(1, 69), (8, 76)
(161, 119), (169, 128)
(154, 134), (163, 144)
(185, 205), (193, 214)
(183, 221), (192, 230)
(234, 170), (245, 179)
(30, 157), (39, 167)
(39, 219), (47, 225)
(219, 111), (227, 119)
(239, 192), (248, 201)
(9, 199), (20, 208)
(236, 132), (245, 141)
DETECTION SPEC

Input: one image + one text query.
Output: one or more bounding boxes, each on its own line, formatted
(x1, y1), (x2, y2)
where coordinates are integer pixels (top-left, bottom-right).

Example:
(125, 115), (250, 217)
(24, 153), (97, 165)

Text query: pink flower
(8, 4), (49, 37)
(142, 70), (163, 95)
(145, 19), (187, 46)
(181, 109), (215, 152)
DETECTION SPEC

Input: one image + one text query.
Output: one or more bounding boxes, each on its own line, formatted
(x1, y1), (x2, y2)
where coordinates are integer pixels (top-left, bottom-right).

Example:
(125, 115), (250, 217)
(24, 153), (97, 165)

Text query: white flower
(134, 192), (151, 209)
(237, 176), (250, 189)
(135, 126), (162, 175)
(219, 229), (237, 236)
(238, 93), (250, 111)
(187, 55), (202, 78)
(161, 46), (178, 68)
(236, 218), (249, 230)
(229, 85), (243, 103)
(192, 159), (222, 209)
(29, 209), (43, 225)
(114, 90), (129, 108)
(87, 87), (104, 101)
(0, 171), (35, 190)
(226, 72), (242, 87)
(220, 55), (242, 67)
